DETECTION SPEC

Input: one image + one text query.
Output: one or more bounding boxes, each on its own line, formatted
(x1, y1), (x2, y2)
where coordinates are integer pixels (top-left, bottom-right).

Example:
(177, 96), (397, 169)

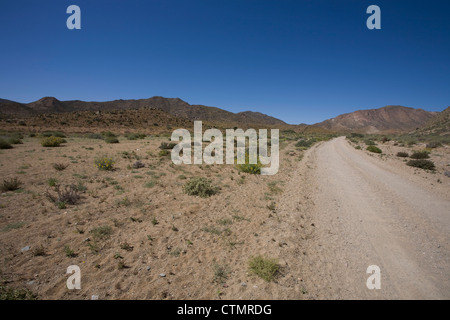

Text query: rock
(146, 266), (151, 271)
(241, 282), (247, 287)
(159, 273), (166, 277)
(91, 295), (99, 300)
(21, 246), (30, 253)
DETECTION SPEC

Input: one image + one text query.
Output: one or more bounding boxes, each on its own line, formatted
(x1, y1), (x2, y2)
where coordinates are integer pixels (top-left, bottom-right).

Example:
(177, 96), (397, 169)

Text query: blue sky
(0, 0), (449, 124)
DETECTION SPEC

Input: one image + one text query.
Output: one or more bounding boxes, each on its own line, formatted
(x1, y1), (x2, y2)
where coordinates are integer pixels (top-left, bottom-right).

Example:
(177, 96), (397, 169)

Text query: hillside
(313, 105), (436, 134)
(0, 96), (286, 127)
(418, 106), (450, 134)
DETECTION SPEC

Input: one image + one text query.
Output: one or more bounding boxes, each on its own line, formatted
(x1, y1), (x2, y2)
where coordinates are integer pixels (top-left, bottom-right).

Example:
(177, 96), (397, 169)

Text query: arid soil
(1, 134), (449, 299)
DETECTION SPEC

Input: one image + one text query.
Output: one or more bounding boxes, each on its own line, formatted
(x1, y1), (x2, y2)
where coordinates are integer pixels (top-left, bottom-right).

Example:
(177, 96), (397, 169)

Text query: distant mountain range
(312, 105), (437, 134)
(0, 96), (285, 127)
(0, 96), (447, 134)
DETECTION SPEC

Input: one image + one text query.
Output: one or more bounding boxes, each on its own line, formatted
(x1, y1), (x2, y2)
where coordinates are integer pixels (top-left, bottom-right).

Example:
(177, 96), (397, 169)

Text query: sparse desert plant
(7, 136), (23, 145)
(406, 159), (436, 171)
(159, 142), (176, 150)
(90, 225), (112, 240)
(120, 242), (133, 251)
(1, 177), (23, 192)
(396, 152), (409, 158)
(248, 255), (279, 282)
(364, 139), (376, 146)
(366, 145), (382, 153)
(0, 138), (13, 149)
(104, 136), (119, 144)
(132, 160), (145, 169)
(45, 184), (80, 207)
(0, 282), (37, 300)
(41, 136), (65, 147)
(42, 131), (66, 138)
(295, 138), (316, 149)
(47, 178), (57, 187)
(52, 163), (69, 171)
(158, 149), (170, 157)
(183, 177), (219, 197)
(32, 244), (46, 257)
(410, 151), (430, 159)
(125, 133), (146, 140)
(94, 157), (115, 170)
(64, 245), (76, 258)
(212, 263), (230, 284)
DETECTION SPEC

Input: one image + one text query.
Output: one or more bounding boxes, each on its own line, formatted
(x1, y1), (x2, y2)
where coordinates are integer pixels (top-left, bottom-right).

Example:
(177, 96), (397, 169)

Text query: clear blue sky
(1, 0), (449, 124)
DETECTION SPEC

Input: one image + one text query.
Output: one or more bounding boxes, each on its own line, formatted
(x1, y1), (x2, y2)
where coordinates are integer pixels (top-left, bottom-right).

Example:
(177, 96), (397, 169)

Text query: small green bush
(0, 138), (12, 149)
(159, 142), (176, 150)
(366, 145), (382, 153)
(406, 159), (436, 171)
(365, 140), (376, 146)
(295, 138), (316, 149)
(7, 137), (23, 145)
(95, 157), (115, 170)
(158, 149), (170, 157)
(248, 256), (279, 282)
(42, 131), (66, 138)
(183, 177), (219, 197)
(396, 152), (409, 158)
(41, 136), (65, 147)
(104, 136), (119, 144)
(410, 151), (430, 159)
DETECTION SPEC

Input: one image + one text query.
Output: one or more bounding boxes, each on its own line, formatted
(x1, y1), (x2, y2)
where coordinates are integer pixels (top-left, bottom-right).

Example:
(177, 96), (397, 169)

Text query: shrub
(47, 178), (57, 187)
(158, 149), (170, 157)
(7, 137), (23, 145)
(364, 140), (376, 146)
(1, 177), (22, 192)
(0, 282), (37, 300)
(396, 152), (409, 158)
(349, 133), (364, 138)
(45, 184), (80, 207)
(41, 136), (65, 147)
(104, 136), (119, 144)
(248, 256), (279, 282)
(125, 133), (146, 140)
(366, 145), (382, 153)
(183, 177), (219, 197)
(86, 133), (104, 140)
(159, 142), (176, 150)
(410, 151), (430, 159)
(90, 225), (112, 240)
(95, 157), (115, 170)
(406, 159), (436, 171)
(426, 142), (442, 149)
(237, 162), (262, 174)
(132, 160), (145, 169)
(236, 152), (263, 174)
(295, 138), (316, 149)
(53, 163), (69, 171)
(0, 138), (13, 149)
(42, 131), (66, 138)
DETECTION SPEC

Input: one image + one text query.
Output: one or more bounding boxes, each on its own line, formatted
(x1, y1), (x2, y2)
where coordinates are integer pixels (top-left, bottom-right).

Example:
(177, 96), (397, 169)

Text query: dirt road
(293, 137), (450, 299)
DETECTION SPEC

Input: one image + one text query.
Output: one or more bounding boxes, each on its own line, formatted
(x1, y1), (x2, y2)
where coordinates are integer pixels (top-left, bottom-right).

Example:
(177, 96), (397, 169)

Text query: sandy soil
(1, 134), (449, 300)
(296, 137), (450, 299)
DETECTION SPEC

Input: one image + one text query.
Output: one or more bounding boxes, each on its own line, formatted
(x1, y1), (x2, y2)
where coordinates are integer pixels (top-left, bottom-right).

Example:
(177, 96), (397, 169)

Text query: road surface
(297, 137), (450, 299)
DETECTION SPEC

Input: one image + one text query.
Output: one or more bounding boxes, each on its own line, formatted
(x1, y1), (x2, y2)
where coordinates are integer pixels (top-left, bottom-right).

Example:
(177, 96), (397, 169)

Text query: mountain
(0, 96), (286, 127)
(312, 105), (436, 134)
(418, 106), (450, 134)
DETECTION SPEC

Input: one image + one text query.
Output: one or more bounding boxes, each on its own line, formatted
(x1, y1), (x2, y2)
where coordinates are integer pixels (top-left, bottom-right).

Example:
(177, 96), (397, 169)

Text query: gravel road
(298, 137), (450, 299)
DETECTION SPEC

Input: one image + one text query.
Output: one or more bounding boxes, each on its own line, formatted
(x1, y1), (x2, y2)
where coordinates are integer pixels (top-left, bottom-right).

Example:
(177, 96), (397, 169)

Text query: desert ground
(0, 132), (449, 299)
